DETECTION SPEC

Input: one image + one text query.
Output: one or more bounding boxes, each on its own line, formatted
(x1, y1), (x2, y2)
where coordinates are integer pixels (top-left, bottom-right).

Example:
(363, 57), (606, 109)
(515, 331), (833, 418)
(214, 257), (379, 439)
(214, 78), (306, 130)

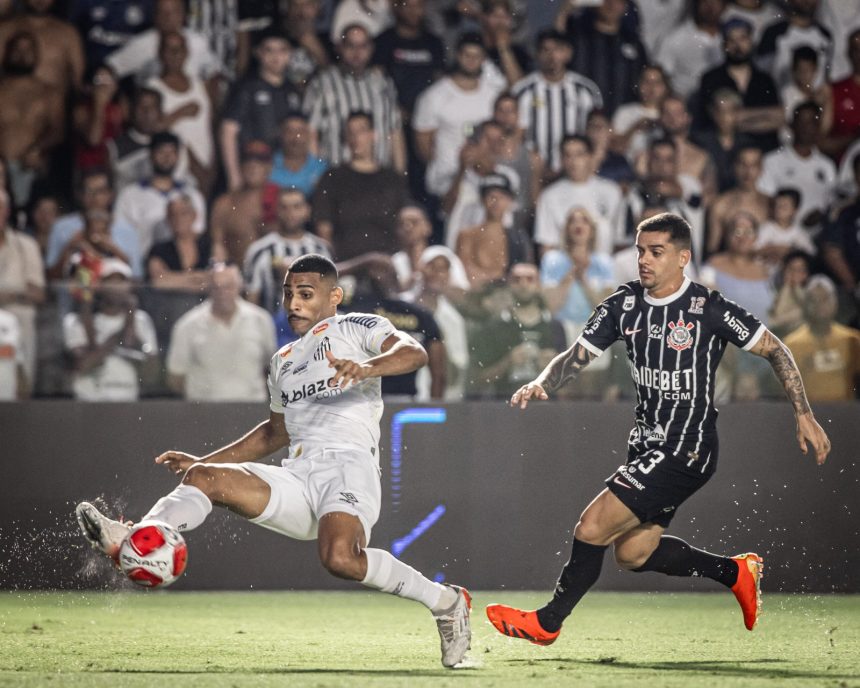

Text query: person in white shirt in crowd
(755, 187), (816, 267)
(114, 131), (206, 258)
(611, 64), (670, 164)
(413, 32), (502, 199)
(330, 0), (392, 44)
(635, 0), (687, 57)
(63, 258), (157, 401)
(534, 134), (623, 257)
(758, 101), (837, 234)
(819, 0), (860, 82)
(779, 46), (832, 139)
(167, 263), (276, 402)
(244, 188), (332, 314)
(492, 91), (544, 213)
(0, 307), (26, 400)
(391, 204), (432, 293)
(511, 28), (602, 173)
(657, 0), (726, 99)
(106, 0), (221, 84)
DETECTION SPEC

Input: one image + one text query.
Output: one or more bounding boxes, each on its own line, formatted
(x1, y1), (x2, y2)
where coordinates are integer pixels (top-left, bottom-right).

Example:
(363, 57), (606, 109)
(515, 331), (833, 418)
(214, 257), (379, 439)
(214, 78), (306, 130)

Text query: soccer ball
(117, 520), (188, 588)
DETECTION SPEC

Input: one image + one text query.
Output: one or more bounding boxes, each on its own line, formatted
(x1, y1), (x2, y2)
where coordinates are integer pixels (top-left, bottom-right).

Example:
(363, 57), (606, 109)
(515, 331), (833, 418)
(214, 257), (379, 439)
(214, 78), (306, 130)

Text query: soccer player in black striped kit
(486, 212), (831, 645)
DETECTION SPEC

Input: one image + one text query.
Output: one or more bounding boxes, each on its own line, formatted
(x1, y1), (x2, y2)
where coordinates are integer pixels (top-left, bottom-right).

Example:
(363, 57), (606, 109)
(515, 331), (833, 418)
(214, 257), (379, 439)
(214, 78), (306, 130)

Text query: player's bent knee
(574, 518), (611, 546)
(319, 544), (363, 581)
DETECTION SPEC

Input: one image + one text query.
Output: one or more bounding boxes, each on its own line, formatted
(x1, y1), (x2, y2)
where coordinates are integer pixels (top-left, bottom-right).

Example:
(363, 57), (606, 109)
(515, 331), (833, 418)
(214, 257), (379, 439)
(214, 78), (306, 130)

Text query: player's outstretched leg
(319, 513), (471, 668)
(621, 533), (764, 630)
(75, 502), (132, 560)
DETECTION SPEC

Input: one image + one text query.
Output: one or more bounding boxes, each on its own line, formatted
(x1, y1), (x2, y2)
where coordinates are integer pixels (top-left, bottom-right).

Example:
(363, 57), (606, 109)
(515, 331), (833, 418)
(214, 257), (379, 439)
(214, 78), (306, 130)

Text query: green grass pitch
(1, 591), (857, 687)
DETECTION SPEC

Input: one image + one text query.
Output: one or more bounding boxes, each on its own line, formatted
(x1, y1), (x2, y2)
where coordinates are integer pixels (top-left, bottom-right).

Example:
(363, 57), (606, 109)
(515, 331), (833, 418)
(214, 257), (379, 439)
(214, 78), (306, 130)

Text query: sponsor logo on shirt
(722, 311), (750, 341)
(583, 307), (608, 336)
(280, 344), (294, 358)
(623, 295), (635, 311)
(291, 361), (309, 375)
(280, 378), (342, 406)
(342, 315), (379, 329)
(649, 324), (663, 339)
(629, 420), (668, 444)
(631, 365), (693, 400)
(666, 317), (695, 351)
(312, 322), (329, 335)
(278, 360), (293, 376)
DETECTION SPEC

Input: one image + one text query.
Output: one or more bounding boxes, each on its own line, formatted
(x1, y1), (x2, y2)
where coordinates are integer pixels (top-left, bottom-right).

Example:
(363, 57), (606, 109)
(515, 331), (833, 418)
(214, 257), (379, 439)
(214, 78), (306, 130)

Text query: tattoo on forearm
(539, 343), (596, 392)
(763, 332), (811, 415)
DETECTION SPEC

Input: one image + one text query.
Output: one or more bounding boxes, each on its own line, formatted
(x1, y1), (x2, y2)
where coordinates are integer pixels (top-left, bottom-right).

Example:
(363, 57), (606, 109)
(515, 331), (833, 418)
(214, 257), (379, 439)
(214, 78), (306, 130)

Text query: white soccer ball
(117, 520), (188, 588)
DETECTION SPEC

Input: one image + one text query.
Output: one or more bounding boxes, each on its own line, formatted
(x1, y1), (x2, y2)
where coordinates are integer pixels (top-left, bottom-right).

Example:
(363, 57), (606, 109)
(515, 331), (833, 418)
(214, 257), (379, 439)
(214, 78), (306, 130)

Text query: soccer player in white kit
(75, 254), (472, 668)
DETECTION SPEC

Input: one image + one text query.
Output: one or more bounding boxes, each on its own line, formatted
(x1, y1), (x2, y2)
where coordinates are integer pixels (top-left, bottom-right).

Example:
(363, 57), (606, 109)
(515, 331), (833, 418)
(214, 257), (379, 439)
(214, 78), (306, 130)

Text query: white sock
(141, 484), (212, 532)
(361, 548), (457, 614)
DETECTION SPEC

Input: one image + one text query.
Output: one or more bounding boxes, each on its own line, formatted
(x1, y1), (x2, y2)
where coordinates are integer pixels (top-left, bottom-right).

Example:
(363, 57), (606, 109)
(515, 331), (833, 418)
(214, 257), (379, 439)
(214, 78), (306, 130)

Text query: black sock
(633, 535), (738, 587)
(537, 538), (607, 633)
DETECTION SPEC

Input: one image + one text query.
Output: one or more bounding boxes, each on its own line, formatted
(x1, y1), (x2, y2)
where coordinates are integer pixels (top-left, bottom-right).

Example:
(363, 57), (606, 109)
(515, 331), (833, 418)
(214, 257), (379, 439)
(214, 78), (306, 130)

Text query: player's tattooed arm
(538, 342), (598, 393)
(749, 329), (811, 415)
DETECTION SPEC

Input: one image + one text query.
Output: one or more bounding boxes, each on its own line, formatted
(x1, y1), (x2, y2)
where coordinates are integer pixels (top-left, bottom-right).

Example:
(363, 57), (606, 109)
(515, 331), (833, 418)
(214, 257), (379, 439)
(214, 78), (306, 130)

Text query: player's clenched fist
(326, 349), (372, 388)
(155, 450), (199, 475)
(510, 381), (549, 409)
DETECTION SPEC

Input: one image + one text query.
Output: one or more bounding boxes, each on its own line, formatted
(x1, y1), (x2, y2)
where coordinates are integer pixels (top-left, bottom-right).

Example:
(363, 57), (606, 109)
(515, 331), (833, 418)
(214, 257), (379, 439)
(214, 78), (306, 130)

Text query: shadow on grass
(506, 657), (854, 681)
(98, 668), (480, 677)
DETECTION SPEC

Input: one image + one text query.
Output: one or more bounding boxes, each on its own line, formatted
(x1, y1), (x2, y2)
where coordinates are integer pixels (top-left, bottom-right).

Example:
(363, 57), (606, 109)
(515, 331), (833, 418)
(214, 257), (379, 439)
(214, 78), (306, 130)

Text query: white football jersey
(267, 313), (397, 462)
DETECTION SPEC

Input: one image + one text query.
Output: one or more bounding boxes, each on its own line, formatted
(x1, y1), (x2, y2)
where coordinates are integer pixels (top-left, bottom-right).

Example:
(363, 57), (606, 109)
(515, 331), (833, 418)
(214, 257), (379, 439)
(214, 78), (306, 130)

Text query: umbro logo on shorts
(338, 492), (359, 505)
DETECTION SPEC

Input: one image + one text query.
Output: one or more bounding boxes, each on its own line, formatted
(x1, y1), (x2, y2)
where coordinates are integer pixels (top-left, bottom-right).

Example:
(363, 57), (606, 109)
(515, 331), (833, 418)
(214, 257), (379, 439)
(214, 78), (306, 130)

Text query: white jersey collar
(643, 276), (692, 306)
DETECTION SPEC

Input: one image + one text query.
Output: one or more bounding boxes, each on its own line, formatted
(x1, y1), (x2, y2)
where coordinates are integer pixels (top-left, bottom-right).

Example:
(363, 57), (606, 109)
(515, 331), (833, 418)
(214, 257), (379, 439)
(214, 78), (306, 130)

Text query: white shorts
(243, 448), (382, 543)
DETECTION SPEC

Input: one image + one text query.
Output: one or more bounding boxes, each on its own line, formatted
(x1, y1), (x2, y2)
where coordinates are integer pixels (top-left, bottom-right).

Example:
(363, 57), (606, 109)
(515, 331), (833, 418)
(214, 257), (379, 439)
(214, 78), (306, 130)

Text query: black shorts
(605, 439), (718, 528)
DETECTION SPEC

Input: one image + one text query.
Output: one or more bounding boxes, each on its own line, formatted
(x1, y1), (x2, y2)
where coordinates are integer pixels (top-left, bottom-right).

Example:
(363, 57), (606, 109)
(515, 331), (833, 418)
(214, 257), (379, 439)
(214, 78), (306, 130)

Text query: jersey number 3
(637, 450), (666, 475)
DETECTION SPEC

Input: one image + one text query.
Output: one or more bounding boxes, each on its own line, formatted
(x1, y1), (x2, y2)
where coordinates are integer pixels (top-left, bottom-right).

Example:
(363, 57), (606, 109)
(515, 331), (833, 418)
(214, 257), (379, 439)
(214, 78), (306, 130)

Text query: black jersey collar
(643, 276), (691, 306)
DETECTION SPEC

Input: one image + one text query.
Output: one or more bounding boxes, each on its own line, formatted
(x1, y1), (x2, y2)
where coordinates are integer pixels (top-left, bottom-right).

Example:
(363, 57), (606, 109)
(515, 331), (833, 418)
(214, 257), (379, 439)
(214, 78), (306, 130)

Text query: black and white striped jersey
(577, 278), (766, 465)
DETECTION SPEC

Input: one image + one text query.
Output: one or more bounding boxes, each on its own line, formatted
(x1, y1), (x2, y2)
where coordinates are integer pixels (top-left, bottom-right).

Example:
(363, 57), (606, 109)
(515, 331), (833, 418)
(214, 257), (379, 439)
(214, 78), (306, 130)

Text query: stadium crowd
(0, 0), (858, 403)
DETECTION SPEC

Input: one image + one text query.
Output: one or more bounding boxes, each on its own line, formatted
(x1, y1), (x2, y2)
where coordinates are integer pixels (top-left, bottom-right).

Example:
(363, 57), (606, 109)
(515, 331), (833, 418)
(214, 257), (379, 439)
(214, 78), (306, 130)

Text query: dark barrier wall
(1, 401), (857, 592)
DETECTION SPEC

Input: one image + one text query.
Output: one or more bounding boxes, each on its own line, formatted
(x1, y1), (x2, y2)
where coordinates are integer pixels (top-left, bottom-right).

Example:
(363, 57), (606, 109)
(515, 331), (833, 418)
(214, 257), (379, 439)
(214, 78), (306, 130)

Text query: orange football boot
(731, 553), (764, 630)
(485, 604), (561, 646)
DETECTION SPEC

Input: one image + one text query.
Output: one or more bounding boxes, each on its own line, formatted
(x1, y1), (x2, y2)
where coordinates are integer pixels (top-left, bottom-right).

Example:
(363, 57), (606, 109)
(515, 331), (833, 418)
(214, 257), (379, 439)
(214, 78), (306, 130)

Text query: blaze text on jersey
(281, 377), (343, 405)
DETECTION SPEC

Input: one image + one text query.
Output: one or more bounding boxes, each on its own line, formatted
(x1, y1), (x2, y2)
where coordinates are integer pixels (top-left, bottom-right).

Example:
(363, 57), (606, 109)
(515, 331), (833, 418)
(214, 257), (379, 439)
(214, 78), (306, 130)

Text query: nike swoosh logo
(612, 476), (632, 489)
(624, 328), (642, 335)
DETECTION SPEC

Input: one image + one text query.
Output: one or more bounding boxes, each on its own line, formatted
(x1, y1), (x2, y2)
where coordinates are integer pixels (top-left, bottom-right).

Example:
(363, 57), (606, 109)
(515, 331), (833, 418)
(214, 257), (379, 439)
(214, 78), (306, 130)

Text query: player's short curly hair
(637, 212), (692, 250)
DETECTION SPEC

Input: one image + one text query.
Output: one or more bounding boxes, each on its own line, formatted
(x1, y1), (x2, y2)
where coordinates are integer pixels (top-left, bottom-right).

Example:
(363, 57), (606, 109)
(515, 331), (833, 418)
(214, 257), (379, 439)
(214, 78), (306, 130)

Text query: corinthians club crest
(666, 317), (695, 351)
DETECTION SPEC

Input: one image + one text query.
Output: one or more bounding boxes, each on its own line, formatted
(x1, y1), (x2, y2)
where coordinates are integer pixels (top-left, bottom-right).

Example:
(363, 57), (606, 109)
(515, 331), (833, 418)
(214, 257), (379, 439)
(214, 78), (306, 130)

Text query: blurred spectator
(166, 263), (276, 401)
(63, 258), (157, 401)
(210, 141), (278, 267)
(391, 204), (432, 292)
(757, 0), (832, 91)
(0, 306), (26, 399)
(456, 172), (533, 288)
(535, 135), (623, 256)
(0, 189), (45, 384)
(312, 111), (409, 260)
(244, 188), (332, 314)
(512, 29), (602, 173)
(784, 275), (860, 400)
(780, 46), (832, 136)
(586, 109), (635, 185)
(0, 0), (84, 95)
(413, 32), (501, 198)
(46, 168), (142, 278)
(657, 0), (726, 99)
(304, 24), (405, 171)
(540, 206), (615, 327)
(277, 0), (332, 93)
(106, 87), (189, 193)
(106, 0), (221, 84)
(755, 188), (815, 265)
(479, 0), (530, 88)
(411, 246), (469, 399)
(823, 29), (860, 159)
(837, 139), (860, 201)
(145, 31), (214, 192)
(347, 254), (445, 399)
(220, 29), (300, 192)
(707, 145), (770, 255)
(330, 0), (392, 44)
(23, 192), (60, 258)
(269, 112), (328, 196)
(69, 0), (153, 70)
(468, 262), (565, 399)
(50, 208), (132, 280)
(146, 194), (211, 292)
(71, 66), (124, 171)
(768, 249), (811, 337)
(611, 64), (669, 163)
(722, 0), (781, 44)
(821, 154), (860, 303)
(443, 119), (519, 248)
(696, 17), (782, 153)
(819, 0), (860, 82)
(114, 131), (206, 257)
(636, 0), (686, 57)
(624, 138), (706, 261)
(493, 91), (543, 212)
(558, 0), (647, 117)
(758, 102), (836, 233)
(694, 89), (754, 193)
(0, 31), (63, 207)
(373, 0), (445, 114)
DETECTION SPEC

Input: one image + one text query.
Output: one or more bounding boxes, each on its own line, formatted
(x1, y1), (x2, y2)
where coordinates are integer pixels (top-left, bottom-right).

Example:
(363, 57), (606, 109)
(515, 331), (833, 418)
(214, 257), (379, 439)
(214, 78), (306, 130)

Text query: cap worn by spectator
(100, 258), (133, 280)
(480, 172), (518, 198)
(242, 140), (273, 162)
(721, 17), (754, 39)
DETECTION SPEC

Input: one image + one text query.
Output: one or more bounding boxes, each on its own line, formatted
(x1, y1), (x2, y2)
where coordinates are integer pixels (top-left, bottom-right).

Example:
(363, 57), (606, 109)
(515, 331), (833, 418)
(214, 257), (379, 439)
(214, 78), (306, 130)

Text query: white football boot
(75, 501), (131, 561)
(434, 584), (472, 668)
